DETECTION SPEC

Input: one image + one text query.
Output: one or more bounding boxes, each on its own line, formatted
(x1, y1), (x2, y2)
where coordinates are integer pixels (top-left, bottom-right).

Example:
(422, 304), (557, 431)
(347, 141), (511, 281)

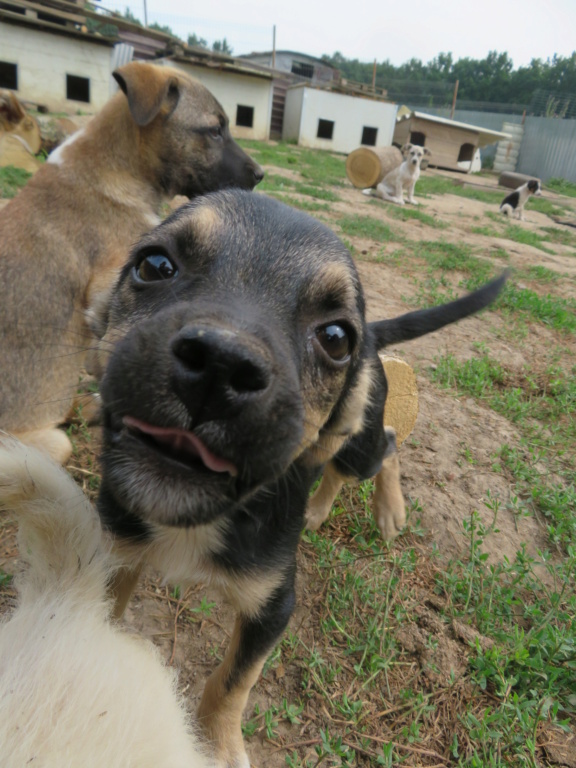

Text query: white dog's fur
(0, 435), (210, 768)
(363, 143), (431, 205)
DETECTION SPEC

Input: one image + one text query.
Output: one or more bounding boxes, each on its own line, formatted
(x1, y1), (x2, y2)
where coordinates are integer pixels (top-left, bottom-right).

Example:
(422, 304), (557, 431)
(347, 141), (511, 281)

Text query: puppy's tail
(0, 433), (110, 606)
(370, 271), (508, 349)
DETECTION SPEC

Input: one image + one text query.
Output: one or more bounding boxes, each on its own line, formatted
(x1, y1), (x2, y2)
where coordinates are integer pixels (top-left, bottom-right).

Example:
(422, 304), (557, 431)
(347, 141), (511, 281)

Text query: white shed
(283, 83), (398, 154)
(163, 56), (273, 141)
(0, 13), (114, 113)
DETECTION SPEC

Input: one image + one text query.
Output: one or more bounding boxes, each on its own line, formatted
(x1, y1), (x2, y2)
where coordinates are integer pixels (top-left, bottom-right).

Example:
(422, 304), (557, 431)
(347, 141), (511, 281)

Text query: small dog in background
(363, 143), (431, 205)
(0, 435), (209, 768)
(500, 179), (541, 220)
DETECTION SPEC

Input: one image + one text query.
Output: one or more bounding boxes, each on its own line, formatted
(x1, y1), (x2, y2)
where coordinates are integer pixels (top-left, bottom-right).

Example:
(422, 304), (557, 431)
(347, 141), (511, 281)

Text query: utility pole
(143, 0), (148, 26)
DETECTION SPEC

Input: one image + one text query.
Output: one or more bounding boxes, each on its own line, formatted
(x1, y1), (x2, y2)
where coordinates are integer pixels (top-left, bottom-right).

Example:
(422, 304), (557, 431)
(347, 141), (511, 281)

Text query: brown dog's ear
(113, 63), (180, 127)
(0, 89), (26, 125)
(401, 143), (413, 155)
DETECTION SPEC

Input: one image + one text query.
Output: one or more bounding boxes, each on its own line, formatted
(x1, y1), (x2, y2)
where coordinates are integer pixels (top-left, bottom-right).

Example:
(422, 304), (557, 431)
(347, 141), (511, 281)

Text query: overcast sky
(103, 0), (576, 68)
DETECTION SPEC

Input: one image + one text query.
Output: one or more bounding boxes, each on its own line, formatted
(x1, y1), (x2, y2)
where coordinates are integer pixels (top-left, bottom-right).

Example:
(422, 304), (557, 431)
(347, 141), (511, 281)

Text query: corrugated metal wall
(517, 117), (576, 183)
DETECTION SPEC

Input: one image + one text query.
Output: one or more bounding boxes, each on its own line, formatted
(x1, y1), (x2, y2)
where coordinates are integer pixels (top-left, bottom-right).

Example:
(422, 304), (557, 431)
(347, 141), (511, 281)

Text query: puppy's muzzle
(171, 324), (272, 423)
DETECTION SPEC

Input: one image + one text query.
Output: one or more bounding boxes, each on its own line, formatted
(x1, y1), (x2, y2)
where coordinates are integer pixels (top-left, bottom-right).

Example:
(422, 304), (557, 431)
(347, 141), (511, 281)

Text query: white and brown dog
(500, 179), (541, 221)
(363, 143), (431, 205)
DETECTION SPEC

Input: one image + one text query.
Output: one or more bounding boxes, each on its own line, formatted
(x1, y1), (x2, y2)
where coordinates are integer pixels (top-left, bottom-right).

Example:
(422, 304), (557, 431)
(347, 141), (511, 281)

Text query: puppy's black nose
(171, 326), (271, 421)
(252, 163), (265, 185)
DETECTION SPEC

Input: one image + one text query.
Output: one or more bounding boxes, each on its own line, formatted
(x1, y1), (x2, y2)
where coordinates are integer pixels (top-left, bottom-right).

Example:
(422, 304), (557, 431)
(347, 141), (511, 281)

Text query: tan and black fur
(0, 62), (262, 464)
(95, 190), (506, 768)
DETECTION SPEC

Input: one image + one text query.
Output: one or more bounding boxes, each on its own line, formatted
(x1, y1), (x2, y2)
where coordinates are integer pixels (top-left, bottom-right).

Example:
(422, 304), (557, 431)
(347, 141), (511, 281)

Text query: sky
(100, 0), (576, 68)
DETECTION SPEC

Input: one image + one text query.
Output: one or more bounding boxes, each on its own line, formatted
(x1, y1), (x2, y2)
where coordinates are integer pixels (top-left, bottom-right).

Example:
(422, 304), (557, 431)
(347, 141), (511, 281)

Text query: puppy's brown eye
(135, 254), (178, 282)
(316, 324), (350, 361)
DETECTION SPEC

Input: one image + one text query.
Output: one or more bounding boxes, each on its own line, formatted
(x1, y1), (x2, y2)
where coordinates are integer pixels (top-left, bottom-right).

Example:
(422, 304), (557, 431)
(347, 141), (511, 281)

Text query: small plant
(0, 166), (32, 198)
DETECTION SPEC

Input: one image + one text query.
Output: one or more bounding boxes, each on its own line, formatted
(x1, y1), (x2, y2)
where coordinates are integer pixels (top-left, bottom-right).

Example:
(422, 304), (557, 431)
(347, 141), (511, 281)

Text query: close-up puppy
(500, 178), (541, 220)
(0, 61), (263, 465)
(0, 435), (209, 768)
(363, 142), (431, 205)
(93, 190), (506, 768)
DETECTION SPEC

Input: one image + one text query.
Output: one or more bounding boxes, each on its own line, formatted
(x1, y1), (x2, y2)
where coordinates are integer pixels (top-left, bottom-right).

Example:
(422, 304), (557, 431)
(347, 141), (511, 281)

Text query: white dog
(363, 143), (431, 205)
(500, 179), (542, 221)
(0, 435), (210, 768)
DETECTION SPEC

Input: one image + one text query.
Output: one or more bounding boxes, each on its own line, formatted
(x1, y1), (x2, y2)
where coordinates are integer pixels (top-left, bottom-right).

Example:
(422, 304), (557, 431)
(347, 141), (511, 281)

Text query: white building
(283, 84), (398, 154)
(0, 13), (114, 112)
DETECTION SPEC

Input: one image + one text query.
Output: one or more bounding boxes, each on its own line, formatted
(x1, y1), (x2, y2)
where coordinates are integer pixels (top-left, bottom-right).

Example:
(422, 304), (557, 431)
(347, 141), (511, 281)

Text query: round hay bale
(379, 354), (418, 445)
(346, 146), (403, 189)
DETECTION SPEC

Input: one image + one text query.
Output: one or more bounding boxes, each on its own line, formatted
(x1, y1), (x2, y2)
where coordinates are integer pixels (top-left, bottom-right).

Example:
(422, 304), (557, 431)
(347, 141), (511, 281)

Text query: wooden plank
(3, 0), (84, 23)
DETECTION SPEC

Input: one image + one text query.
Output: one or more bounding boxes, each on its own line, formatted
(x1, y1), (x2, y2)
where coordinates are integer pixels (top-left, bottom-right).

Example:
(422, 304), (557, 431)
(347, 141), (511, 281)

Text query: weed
(546, 177), (576, 197)
(539, 226), (576, 247)
(280, 195), (331, 213)
(337, 214), (397, 242)
(501, 224), (556, 254)
(0, 166), (32, 198)
(521, 264), (561, 283)
(384, 204), (449, 229)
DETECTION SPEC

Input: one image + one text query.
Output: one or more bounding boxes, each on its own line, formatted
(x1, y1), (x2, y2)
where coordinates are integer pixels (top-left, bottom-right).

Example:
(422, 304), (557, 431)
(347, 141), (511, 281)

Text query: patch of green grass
(471, 225), (501, 237)
(413, 240), (494, 284)
(539, 226), (576, 247)
(0, 165), (32, 198)
(293, 183), (340, 201)
(499, 284), (576, 333)
(239, 140), (346, 186)
(384, 204), (449, 229)
(417, 175), (503, 203)
(258, 173), (297, 193)
(280, 195), (331, 213)
(501, 224), (556, 254)
(337, 214), (397, 242)
(529, 196), (569, 217)
(521, 265), (561, 283)
(546, 177), (576, 198)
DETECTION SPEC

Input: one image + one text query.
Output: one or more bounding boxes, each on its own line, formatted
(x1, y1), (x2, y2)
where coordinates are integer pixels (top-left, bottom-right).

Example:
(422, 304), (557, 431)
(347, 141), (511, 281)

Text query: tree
(212, 38), (233, 55)
(188, 32), (208, 48)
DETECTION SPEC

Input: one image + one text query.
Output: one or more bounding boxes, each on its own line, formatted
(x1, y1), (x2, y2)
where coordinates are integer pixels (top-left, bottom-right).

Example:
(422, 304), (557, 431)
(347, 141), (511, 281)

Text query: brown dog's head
(98, 191), (369, 529)
(112, 62), (264, 197)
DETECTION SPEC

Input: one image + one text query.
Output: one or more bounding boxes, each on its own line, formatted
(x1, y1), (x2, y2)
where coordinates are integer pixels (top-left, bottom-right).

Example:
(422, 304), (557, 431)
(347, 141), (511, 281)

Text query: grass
(0, 165), (32, 198)
(378, 202), (449, 229)
(337, 214), (398, 242)
(546, 177), (576, 197)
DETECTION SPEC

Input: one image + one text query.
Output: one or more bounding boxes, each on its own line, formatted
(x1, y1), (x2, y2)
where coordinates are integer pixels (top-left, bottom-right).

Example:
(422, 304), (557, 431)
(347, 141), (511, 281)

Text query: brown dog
(0, 62), (263, 464)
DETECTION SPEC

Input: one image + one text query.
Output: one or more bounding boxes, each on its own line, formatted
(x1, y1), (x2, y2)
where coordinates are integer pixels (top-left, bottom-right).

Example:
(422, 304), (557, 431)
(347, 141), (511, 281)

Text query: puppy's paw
(305, 496), (333, 531)
(407, 198), (419, 206)
(362, 188), (373, 196)
(374, 499), (406, 540)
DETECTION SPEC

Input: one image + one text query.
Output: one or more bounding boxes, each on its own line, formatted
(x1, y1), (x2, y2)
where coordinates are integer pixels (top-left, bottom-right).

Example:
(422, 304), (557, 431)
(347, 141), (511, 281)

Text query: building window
(236, 105), (254, 128)
(317, 119), (334, 140)
(361, 126), (378, 146)
(0, 61), (18, 90)
(291, 61), (314, 79)
(66, 74), (90, 103)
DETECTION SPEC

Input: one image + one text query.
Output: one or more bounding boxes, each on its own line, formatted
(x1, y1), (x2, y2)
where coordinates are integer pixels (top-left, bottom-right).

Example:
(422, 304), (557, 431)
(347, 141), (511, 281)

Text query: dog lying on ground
(363, 143), (431, 205)
(90, 189), (506, 768)
(0, 61), (263, 465)
(0, 435), (210, 768)
(500, 179), (541, 220)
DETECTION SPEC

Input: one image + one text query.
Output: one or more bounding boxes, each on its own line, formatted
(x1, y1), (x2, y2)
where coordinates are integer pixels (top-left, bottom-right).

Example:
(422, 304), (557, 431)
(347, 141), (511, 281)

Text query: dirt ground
(1, 164), (575, 767)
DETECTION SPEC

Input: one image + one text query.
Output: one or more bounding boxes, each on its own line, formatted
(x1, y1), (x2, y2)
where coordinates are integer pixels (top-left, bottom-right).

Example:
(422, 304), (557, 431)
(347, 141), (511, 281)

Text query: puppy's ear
(113, 63), (180, 127)
(423, 147), (432, 156)
(401, 143), (413, 155)
(0, 90), (26, 124)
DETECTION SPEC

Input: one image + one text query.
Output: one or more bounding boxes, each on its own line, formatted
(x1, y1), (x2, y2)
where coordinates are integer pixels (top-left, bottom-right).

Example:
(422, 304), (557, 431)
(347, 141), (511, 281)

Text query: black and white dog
(500, 179), (541, 221)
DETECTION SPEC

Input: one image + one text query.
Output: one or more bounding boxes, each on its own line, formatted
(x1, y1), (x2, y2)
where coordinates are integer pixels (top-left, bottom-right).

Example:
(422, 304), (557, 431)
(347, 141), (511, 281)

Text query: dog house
(393, 111), (510, 172)
(283, 83), (398, 154)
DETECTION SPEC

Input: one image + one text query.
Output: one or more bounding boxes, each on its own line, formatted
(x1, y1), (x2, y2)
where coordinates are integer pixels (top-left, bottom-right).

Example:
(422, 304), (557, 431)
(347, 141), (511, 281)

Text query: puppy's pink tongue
(123, 416), (238, 476)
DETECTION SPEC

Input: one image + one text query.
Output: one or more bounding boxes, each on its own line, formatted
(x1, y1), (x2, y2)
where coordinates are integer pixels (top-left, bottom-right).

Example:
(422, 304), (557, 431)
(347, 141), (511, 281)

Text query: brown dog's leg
(372, 428), (406, 539)
(14, 427), (73, 465)
(305, 461), (349, 530)
(109, 565), (143, 620)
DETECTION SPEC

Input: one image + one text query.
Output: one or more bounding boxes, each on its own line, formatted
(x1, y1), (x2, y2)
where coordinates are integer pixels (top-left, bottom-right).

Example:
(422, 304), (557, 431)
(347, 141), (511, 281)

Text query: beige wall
(166, 60), (273, 141)
(0, 22), (112, 112)
(283, 86), (398, 154)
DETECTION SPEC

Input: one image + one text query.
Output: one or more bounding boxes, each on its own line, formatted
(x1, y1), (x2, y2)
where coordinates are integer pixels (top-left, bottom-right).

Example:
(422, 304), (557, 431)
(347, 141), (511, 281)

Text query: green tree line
(321, 50), (576, 108)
